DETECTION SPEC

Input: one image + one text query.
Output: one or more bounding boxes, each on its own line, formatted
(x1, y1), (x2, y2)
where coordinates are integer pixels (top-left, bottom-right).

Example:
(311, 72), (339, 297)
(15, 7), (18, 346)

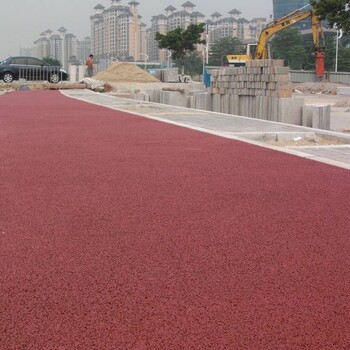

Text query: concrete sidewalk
(61, 89), (350, 170)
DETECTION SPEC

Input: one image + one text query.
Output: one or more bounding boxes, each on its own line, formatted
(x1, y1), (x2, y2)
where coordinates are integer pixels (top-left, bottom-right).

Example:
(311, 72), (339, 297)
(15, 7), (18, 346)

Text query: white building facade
(29, 29), (91, 70)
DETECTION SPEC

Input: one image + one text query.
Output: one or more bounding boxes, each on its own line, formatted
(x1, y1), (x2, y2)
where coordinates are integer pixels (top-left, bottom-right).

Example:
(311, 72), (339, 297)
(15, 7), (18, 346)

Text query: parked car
(0, 56), (68, 83)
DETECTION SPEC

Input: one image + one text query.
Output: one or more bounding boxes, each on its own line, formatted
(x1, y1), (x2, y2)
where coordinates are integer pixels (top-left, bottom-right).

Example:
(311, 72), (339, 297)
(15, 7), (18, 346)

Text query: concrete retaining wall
(160, 91), (189, 107)
(152, 68), (179, 83)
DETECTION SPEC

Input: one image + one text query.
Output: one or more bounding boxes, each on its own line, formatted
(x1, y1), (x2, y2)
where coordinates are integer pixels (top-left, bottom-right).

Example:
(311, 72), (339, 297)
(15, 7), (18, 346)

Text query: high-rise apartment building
(29, 28), (91, 70)
(90, 4), (105, 58)
(207, 9), (248, 44)
(145, 3), (268, 63)
(77, 37), (92, 63)
(90, 0), (144, 61)
(146, 2), (205, 63)
(146, 15), (167, 63)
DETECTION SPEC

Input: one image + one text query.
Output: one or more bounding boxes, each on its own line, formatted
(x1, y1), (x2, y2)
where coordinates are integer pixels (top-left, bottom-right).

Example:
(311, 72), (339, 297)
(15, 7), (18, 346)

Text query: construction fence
(290, 70), (350, 84)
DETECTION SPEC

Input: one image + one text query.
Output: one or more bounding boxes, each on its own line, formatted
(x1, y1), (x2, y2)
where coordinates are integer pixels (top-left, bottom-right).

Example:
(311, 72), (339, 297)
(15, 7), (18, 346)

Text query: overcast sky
(0, 0), (272, 60)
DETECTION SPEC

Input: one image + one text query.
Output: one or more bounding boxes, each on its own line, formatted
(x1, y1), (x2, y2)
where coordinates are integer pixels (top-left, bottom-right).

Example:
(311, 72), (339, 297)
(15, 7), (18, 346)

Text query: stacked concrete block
(193, 92), (212, 111)
(336, 86), (350, 96)
(160, 91), (189, 108)
(151, 68), (179, 82)
(134, 92), (150, 102)
(69, 65), (85, 83)
(69, 65), (78, 83)
(302, 105), (331, 130)
(278, 97), (304, 125)
(164, 68), (179, 83)
(189, 95), (195, 109)
(212, 94), (222, 113)
(209, 60), (301, 124)
(229, 95), (240, 115)
(146, 89), (161, 103)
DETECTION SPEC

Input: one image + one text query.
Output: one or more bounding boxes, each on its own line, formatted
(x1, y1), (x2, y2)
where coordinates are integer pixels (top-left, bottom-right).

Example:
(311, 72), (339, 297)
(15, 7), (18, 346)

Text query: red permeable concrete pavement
(0, 91), (349, 349)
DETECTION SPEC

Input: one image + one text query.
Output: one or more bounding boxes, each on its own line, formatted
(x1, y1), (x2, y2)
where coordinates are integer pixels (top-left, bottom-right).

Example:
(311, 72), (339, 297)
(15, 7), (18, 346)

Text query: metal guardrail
(19, 67), (65, 83)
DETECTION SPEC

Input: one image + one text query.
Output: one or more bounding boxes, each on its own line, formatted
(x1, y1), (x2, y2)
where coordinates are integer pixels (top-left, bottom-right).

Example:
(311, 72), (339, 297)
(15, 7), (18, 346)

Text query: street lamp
(161, 49), (172, 68)
(205, 24), (209, 65)
(139, 53), (149, 70)
(335, 29), (343, 73)
(166, 50), (172, 69)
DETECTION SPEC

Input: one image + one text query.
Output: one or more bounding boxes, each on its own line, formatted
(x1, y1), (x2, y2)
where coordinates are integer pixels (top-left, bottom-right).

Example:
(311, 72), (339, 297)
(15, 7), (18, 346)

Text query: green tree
(209, 36), (245, 66)
(337, 35), (350, 71)
(271, 28), (307, 69)
(156, 23), (206, 74)
(42, 56), (61, 66)
(337, 47), (350, 71)
(173, 52), (203, 77)
(310, 0), (350, 33)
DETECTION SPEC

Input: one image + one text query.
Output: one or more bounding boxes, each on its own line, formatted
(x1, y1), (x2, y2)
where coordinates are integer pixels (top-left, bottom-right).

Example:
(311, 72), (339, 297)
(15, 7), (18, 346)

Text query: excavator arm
(226, 8), (325, 77)
(255, 9), (322, 59)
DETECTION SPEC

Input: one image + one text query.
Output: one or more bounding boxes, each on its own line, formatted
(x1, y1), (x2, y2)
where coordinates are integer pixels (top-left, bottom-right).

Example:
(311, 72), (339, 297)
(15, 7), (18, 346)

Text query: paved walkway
(62, 89), (350, 169)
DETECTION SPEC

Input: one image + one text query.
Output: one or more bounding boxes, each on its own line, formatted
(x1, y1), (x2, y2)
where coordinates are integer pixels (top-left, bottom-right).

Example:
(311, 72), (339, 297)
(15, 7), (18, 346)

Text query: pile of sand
(94, 62), (159, 83)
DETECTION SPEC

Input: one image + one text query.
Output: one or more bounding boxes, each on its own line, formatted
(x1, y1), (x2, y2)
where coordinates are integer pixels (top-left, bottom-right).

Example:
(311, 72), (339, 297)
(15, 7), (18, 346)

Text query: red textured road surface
(1, 91), (349, 349)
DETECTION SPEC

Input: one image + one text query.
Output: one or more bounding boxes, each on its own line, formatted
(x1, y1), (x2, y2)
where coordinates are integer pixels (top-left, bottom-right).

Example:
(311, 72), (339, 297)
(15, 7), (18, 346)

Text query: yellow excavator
(226, 8), (325, 77)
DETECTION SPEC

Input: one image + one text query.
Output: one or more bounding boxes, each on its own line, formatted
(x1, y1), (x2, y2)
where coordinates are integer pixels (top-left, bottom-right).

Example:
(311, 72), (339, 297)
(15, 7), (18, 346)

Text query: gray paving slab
(289, 145), (350, 165)
(61, 89), (350, 170)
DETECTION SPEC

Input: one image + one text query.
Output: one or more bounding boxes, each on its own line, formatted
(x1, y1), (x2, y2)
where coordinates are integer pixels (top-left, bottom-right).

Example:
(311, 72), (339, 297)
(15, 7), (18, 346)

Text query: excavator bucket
(315, 51), (325, 78)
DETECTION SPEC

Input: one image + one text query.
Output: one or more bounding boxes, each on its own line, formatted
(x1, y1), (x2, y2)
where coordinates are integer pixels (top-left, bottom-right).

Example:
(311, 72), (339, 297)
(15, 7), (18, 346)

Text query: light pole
(206, 24), (209, 65)
(161, 49), (172, 68)
(166, 50), (172, 69)
(139, 53), (149, 70)
(335, 29), (343, 73)
(204, 24), (237, 65)
(202, 48), (206, 76)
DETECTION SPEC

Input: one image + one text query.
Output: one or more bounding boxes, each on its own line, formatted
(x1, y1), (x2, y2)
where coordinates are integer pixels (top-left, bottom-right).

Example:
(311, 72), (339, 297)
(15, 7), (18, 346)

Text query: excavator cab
(226, 44), (256, 67)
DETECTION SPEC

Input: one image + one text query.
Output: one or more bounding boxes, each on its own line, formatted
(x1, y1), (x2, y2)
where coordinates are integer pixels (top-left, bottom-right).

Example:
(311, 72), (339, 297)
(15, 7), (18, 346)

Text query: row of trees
(155, 0), (350, 75)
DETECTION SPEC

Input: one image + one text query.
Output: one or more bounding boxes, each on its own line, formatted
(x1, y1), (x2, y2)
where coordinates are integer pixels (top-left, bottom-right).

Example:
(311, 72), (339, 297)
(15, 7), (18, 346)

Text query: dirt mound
(292, 82), (345, 95)
(94, 62), (159, 83)
(334, 99), (350, 108)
